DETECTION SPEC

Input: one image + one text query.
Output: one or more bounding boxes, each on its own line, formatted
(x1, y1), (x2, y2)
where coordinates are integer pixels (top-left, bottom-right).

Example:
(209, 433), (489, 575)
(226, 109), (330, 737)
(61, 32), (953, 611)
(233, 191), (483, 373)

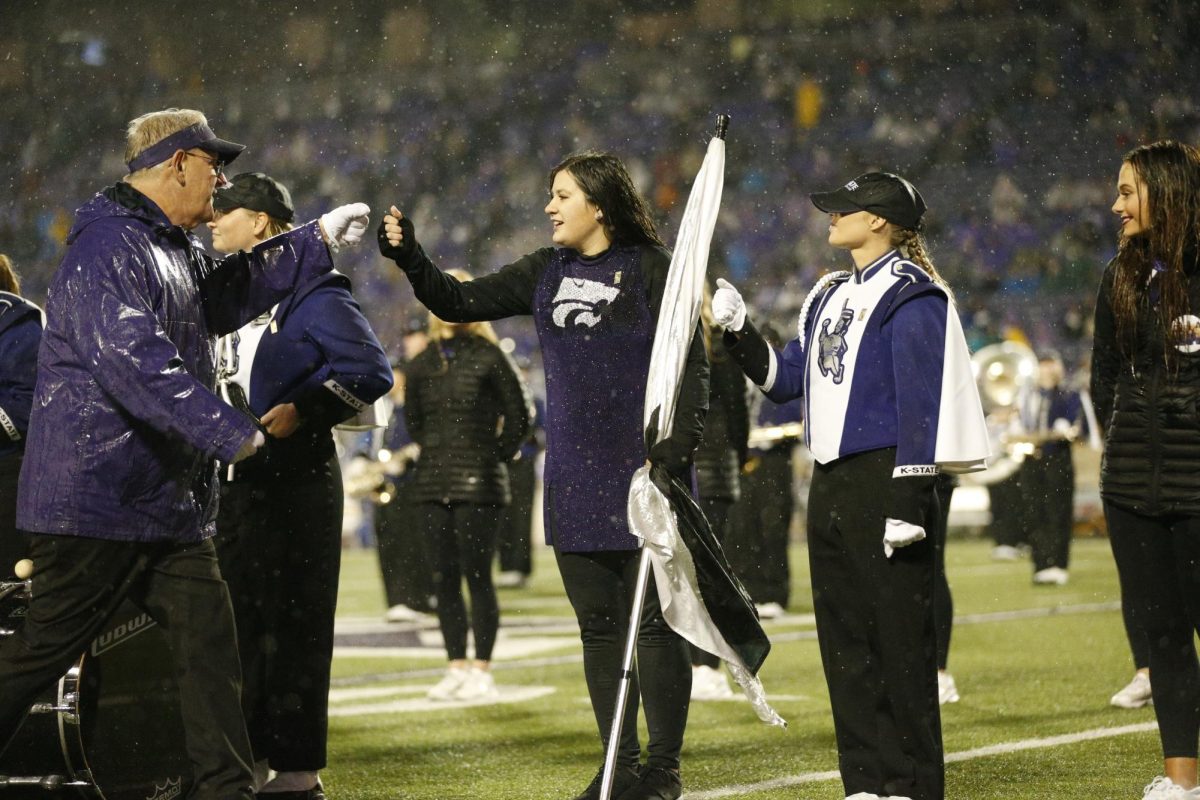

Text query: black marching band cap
(810, 172), (927, 230)
(212, 173), (296, 223)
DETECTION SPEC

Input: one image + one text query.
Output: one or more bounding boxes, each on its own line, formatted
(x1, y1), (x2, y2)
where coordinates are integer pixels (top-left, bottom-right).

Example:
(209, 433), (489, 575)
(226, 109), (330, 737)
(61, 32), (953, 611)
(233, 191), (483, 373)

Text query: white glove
(883, 517), (926, 558)
(231, 430), (266, 464)
(319, 203), (371, 250)
(712, 278), (747, 331)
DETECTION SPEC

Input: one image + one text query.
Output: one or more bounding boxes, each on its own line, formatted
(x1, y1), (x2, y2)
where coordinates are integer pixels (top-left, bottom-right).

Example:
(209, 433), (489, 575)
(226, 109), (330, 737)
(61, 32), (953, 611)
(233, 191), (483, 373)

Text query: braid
(892, 228), (954, 300)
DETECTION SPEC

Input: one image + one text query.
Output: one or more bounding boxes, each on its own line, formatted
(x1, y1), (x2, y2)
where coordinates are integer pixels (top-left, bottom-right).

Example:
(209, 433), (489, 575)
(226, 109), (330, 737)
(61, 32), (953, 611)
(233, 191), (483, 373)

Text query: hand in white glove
(232, 430), (266, 464)
(883, 517), (926, 558)
(712, 278), (747, 332)
(319, 203), (371, 250)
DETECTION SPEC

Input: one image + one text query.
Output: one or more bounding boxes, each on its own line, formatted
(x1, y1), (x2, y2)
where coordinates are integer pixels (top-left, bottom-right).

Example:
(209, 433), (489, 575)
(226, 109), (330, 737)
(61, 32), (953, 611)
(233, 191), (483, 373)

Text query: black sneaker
(616, 767), (681, 800)
(571, 763), (640, 800)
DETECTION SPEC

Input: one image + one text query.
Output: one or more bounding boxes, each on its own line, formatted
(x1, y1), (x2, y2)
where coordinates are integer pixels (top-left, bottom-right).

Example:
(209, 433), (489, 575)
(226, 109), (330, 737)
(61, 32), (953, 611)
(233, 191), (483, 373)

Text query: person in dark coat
(689, 287), (750, 701)
(495, 360), (545, 590)
(373, 359), (436, 622)
(208, 172), (392, 800)
(0, 109), (370, 800)
(0, 254), (41, 578)
(404, 274), (531, 702)
(378, 150), (709, 800)
(1091, 140), (1200, 799)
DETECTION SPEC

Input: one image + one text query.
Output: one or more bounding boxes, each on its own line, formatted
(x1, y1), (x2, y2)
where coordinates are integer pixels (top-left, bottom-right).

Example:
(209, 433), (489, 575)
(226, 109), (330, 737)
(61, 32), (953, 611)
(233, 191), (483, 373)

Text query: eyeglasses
(183, 150), (224, 177)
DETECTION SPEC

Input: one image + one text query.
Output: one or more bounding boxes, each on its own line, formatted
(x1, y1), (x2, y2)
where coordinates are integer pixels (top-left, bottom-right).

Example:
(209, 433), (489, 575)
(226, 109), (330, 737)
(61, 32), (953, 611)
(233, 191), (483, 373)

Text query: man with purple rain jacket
(0, 108), (371, 800)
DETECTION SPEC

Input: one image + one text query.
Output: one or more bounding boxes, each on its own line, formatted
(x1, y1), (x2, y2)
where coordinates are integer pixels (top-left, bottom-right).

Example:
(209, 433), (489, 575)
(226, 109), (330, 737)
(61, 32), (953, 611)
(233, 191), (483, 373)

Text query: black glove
(377, 212), (417, 263)
(648, 438), (693, 483)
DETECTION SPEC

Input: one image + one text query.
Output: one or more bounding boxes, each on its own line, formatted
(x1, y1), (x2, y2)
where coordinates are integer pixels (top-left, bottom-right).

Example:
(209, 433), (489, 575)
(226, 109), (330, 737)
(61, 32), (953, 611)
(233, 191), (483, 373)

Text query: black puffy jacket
(1091, 252), (1200, 515)
(694, 334), (750, 502)
(405, 333), (531, 506)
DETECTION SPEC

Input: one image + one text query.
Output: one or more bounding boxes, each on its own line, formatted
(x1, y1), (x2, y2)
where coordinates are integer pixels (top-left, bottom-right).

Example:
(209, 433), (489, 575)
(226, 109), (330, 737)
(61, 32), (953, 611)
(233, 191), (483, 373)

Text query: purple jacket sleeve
(290, 286), (395, 429)
(764, 337), (807, 403)
(200, 222), (334, 335)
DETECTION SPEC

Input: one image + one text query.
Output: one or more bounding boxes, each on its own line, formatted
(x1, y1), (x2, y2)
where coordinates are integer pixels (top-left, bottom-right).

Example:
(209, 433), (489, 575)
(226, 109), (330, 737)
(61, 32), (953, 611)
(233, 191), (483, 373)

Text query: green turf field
(324, 536), (1161, 799)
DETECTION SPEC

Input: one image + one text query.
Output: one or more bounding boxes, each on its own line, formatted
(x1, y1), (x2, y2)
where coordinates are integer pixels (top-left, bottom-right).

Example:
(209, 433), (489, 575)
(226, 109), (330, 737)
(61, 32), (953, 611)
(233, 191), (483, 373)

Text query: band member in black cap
(0, 108), (371, 800)
(712, 172), (988, 800)
(208, 172), (393, 800)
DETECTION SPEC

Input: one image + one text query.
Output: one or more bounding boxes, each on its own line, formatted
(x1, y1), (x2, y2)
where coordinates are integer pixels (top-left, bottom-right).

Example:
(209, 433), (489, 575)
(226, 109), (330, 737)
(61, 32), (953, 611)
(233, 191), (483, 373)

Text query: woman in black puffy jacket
(1091, 140), (1200, 799)
(405, 270), (531, 702)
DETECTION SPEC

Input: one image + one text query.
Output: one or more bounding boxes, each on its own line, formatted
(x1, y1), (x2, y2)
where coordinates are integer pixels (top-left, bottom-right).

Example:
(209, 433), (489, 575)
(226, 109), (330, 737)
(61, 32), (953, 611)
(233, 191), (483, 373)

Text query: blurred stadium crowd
(1, 0), (1198, 374)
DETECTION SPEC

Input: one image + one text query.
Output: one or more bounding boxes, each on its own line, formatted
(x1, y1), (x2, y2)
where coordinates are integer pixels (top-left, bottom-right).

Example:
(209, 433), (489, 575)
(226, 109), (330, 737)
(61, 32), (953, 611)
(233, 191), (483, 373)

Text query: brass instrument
(960, 341), (1038, 486)
(342, 443), (420, 504)
(746, 422), (805, 449)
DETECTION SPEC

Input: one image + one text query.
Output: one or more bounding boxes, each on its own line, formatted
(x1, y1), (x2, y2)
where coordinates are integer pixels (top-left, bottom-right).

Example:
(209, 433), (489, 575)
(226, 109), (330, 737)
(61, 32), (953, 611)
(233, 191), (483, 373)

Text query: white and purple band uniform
(759, 249), (989, 477)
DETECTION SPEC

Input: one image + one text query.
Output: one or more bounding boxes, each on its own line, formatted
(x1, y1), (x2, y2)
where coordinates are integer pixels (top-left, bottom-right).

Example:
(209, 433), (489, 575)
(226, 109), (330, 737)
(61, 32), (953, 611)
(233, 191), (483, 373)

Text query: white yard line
(683, 722), (1158, 799)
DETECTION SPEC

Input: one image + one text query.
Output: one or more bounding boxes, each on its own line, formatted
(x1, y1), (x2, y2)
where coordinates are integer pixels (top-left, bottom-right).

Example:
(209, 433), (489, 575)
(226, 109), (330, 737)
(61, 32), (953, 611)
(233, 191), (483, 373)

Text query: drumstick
(13, 559), (33, 579)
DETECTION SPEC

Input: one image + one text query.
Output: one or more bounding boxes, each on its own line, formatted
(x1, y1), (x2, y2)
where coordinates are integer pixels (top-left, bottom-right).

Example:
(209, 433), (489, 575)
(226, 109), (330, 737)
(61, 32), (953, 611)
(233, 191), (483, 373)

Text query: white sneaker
(691, 665), (735, 701)
(755, 601), (785, 619)
(1032, 567), (1069, 586)
(990, 544), (1022, 561)
(845, 793), (880, 800)
(1141, 776), (1200, 799)
(384, 603), (425, 623)
(495, 570), (528, 589)
(427, 665), (469, 700)
(453, 666), (499, 701)
(937, 671), (960, 705)
(1112, 671), (1153, 709)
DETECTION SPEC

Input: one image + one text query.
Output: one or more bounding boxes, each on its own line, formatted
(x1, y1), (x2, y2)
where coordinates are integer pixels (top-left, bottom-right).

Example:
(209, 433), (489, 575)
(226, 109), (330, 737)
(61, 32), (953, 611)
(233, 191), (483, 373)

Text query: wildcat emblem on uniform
(551, 277), (620, 328)
(817, 300), (854, 384)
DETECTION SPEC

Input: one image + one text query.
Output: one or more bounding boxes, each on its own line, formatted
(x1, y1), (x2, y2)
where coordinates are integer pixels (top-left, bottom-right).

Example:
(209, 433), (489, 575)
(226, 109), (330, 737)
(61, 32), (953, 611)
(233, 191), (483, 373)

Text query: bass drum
(0, 589), (193, 800)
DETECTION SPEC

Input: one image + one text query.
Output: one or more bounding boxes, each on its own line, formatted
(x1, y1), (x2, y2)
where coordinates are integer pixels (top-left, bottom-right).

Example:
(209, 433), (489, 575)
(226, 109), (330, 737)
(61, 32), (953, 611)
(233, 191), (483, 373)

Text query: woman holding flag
(377, 150), (708, 800)
(713, 172), (988, 800)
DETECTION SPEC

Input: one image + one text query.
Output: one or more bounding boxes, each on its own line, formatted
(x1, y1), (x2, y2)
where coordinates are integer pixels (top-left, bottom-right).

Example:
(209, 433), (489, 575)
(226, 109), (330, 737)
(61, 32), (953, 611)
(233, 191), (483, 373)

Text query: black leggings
(420, 503), (501, 662)
(1105, 501), (1200, 758)
(555, 548), (691, 771)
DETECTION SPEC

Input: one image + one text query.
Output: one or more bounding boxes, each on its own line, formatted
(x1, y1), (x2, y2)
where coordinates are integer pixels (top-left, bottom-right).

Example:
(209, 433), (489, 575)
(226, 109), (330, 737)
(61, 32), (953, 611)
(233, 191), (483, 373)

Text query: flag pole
(598, 114), (730, 800)
(599, 546), (654, 800)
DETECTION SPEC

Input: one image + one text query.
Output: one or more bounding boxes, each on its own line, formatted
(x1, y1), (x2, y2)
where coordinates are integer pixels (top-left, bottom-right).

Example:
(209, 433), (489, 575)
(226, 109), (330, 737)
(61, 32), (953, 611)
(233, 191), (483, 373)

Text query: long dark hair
(1109, 140), (1200, 366)
(549, 151), (664, 248)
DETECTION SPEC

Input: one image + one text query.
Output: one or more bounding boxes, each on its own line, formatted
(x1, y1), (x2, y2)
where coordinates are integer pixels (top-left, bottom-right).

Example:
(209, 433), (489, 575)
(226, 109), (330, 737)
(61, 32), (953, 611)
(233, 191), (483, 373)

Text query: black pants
(807, 448), (943, 800)
(933, 474), (955, 671)
(729, 446), (793, 607)
(692, 496), (734, 670)
(375, 481), (434, 611)
(987, 466), (1029, 548)
(497, 455), (536, 576)
(555, 547), (691, 771)
(420, 502), (501, 662)
(215, 456), (342, 772)
(1021, 446), (1074, 572)
(1105, 501), (1200, 757)
(0, 534), (253, 799)
(0, 455), (28, 578)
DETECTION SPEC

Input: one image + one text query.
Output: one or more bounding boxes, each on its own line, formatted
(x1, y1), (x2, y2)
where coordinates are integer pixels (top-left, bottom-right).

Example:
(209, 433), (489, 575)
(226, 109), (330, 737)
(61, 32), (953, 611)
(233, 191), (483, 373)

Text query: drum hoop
(57, 657), (99, 795)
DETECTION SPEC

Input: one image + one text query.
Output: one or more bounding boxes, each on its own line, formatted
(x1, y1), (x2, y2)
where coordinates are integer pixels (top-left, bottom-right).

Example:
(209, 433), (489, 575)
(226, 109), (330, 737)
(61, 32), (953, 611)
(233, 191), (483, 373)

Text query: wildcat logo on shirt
(817, 300), (854, 383)
(551, 277), (620, 328)
(1173, 314), (1200, 353)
